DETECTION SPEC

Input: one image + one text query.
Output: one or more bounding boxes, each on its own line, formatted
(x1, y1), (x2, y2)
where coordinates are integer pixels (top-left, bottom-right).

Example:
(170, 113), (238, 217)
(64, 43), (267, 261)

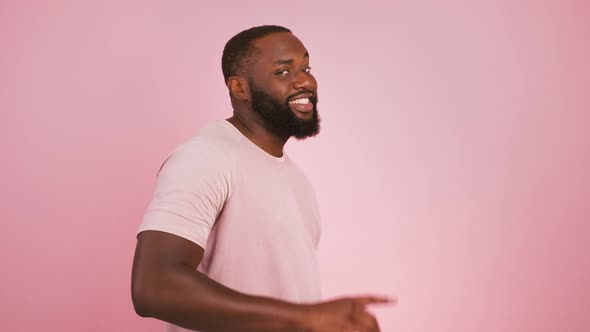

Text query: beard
(249, 80), (320, 140)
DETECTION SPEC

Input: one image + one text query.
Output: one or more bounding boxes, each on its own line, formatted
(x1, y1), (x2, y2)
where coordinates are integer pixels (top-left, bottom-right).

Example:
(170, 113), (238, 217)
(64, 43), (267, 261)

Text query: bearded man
(131, 25), (392, 332)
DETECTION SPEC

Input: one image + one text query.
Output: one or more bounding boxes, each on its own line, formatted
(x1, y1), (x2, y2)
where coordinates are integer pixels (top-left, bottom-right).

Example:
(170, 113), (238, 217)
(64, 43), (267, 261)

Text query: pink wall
(2, 1), (589, 331)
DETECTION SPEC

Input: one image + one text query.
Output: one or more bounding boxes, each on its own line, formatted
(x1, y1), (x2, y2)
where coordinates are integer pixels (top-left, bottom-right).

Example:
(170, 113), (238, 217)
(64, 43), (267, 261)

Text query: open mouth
(288, 92), (315, 114)
(288, 96), (313, 113)
(289, 97), (311, 105)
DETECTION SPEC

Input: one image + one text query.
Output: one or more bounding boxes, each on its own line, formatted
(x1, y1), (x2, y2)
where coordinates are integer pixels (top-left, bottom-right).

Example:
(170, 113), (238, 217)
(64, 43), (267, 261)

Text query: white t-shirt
(137, 119), (322, 332)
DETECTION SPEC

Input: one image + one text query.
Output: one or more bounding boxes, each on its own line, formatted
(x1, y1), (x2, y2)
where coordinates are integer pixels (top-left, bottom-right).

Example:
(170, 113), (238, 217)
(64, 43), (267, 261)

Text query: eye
(302, 66), (312, 73)
(275, 69), (290, 76)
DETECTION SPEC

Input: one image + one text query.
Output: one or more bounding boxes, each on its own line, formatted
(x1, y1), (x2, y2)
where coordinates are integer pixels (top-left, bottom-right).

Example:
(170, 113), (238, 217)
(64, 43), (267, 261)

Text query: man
(131, 25), (393, 332)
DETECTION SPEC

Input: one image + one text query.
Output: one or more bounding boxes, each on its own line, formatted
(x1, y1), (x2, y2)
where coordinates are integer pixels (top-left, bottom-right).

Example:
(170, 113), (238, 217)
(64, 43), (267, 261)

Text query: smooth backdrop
(1, 1), (589, 331)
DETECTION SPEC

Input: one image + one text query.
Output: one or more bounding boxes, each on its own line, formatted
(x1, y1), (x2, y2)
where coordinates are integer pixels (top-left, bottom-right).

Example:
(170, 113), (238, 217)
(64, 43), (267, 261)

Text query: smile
(289, 97), (311, 105)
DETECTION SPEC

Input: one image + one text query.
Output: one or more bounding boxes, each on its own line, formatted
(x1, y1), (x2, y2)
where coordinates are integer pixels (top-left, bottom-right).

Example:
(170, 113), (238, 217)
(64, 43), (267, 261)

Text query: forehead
(251, 32), (308, 66)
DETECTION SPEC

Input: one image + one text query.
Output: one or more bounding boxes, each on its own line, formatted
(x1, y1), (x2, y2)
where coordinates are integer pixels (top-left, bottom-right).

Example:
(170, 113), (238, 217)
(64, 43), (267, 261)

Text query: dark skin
(131, 32), (394, 332)
(226, 32), (316, 157)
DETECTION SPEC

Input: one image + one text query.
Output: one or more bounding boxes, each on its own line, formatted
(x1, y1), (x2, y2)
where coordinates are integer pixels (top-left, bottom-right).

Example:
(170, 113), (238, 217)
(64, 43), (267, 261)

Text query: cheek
(270, 81), (294, 100)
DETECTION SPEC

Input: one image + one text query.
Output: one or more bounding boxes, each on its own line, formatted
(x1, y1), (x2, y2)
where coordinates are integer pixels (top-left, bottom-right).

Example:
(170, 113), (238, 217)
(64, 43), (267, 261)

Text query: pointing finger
(354, 295), (397, 306)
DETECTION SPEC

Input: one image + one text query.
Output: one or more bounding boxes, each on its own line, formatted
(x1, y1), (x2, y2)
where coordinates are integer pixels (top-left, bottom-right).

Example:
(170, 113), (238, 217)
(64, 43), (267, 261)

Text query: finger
(353, 295), (397, 306)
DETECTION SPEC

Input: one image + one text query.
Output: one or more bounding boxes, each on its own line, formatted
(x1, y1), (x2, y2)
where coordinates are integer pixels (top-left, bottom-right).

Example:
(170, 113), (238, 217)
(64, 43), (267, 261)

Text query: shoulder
(157, 121), (240, 178)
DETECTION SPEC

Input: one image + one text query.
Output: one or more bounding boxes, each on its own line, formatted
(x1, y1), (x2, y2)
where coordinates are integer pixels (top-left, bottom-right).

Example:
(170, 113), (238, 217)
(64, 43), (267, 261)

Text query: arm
(131, 231), (394, 332)
(131, 230), (307, 332)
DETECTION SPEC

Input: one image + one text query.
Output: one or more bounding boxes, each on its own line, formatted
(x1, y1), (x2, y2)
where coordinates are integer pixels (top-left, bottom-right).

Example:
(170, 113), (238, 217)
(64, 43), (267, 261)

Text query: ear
(227, 76), (249, 101)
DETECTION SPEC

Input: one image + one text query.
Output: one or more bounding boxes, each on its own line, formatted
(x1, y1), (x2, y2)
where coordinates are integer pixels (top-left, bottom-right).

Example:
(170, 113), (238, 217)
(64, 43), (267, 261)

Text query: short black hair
(222, 25), (292, 82)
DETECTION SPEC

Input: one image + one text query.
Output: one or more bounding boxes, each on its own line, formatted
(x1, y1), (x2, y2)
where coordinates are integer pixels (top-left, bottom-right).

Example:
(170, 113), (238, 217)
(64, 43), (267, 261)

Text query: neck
(226, 111), (289, 158)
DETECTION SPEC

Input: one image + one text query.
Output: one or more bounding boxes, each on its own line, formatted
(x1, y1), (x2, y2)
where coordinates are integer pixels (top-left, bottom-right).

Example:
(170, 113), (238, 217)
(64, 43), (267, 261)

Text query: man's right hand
(302, 296), (395, 332)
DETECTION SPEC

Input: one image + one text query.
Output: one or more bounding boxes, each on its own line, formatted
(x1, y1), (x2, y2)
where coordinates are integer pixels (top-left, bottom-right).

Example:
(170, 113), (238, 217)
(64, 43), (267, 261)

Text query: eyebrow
(273, 52), (309, 65)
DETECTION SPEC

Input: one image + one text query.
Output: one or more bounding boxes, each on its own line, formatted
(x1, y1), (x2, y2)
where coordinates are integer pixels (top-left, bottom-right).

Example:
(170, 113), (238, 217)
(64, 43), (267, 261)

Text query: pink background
(2, 1), (589, 331)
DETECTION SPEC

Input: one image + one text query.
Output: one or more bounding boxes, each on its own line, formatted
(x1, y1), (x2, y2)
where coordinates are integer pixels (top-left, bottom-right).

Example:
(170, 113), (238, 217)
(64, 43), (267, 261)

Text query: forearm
(134, 263), (309, 332)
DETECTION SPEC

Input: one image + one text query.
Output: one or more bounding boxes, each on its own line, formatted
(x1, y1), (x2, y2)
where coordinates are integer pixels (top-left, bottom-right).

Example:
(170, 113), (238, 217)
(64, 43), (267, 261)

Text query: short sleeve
(137, 140), (234, 249)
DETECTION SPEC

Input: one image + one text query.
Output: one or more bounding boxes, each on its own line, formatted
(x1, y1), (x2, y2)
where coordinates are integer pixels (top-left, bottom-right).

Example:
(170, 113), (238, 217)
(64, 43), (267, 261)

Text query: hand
(302, 295), (395, 332)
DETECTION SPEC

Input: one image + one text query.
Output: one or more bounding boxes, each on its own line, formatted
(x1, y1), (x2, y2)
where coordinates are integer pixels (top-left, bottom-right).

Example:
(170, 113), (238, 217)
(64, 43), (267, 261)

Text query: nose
(293, 70), (315, 91)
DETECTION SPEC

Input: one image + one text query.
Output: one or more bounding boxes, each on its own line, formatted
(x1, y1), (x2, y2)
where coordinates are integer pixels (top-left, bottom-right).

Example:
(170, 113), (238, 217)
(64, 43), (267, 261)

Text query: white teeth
(290, 98), (310, 105)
